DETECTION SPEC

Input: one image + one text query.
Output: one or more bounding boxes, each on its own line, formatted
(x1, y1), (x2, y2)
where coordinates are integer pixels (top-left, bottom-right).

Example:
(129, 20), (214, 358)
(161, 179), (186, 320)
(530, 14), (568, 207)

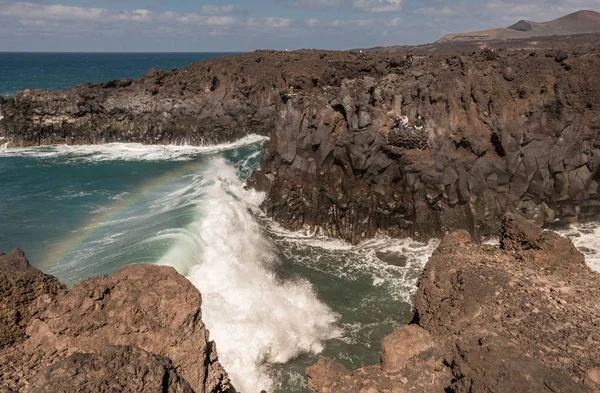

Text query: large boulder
(0, 258), (233, 393)
(381, 325), (435, 373)
(23, 264), (231, 393)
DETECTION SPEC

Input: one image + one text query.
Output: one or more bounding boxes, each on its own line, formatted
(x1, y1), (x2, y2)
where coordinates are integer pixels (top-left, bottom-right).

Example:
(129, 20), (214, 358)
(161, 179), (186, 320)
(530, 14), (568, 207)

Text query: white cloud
(293, 0), (342, 7)
(0, 2), (236, 26)
(415, 6), (457, 16)
(201, 5), (235, 14)
(353, 0), (402, 13)
(384, 17), (402, 26)
(247, 17), (293, 28)
(476, 0), (600, 23)
(329, 19), (376, 28)
(306, 18), (319, 26)
(330, 19), (353, 27)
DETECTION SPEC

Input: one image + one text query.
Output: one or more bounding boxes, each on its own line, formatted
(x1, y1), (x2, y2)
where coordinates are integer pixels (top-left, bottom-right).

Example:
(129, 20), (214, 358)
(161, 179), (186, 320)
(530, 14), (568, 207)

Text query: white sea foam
(156, 158), (340, 393)
(556, 222), (600, 273)
(268, 225), (439, 304)
(0, 134), (268, 162)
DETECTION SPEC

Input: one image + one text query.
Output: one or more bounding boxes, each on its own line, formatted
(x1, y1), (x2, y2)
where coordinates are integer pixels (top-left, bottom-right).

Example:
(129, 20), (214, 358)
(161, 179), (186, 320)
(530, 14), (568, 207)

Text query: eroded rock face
(0, 255), (233, 393)
(29, 345), (194, 393)
(307, 215), (600, 393)
(251, 47), (600, 242)
(0, 249), (65, 349)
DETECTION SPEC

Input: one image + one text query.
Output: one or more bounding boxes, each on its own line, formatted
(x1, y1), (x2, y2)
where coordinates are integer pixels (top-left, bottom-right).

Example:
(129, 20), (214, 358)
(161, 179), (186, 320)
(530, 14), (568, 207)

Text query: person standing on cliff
(406, 51), (414, 65)
(392, 117), (401, 131)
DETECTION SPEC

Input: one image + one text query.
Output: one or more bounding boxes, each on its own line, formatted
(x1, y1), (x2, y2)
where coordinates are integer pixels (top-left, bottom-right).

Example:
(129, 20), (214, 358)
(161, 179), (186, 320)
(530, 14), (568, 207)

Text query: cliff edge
(307, 214), (600, 392)
(0, 249), (233, 393)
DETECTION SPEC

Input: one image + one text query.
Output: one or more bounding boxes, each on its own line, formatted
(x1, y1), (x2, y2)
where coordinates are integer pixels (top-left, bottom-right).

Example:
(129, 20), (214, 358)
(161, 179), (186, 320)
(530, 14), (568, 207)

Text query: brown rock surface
(0, 258), (232, 393)
(0, 249), (65, 349)
(308, 215), (600, 393)
(380, 325), (434, 373)
(29, 345), (194, 393)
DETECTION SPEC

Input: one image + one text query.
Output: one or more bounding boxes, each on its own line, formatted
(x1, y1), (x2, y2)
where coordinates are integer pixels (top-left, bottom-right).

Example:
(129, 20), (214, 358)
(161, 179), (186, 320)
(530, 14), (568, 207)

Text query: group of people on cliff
(392, 114), (425, 131)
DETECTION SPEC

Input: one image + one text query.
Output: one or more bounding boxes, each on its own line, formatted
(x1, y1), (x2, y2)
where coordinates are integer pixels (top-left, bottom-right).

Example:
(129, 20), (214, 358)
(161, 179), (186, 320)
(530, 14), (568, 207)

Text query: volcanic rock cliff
(307, 214), (600, 393)
(1, 44), (600, 241)
(0, 249), (233, 393)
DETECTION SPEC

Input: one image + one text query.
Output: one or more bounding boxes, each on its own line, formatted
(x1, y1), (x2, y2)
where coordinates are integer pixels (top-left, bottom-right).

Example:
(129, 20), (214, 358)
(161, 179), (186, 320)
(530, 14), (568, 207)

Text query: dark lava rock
(502, 67), (516, 81)
(555, 50), (569, 62)
(3, 45), (600, 245)
(30, 346), (194, 393)
(375, 251), (408, 267)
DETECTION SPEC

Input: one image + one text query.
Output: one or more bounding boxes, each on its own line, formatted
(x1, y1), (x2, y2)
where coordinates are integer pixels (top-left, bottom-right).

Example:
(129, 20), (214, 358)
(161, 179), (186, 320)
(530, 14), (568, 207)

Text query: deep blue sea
(0, 52), (239, 96)
(2, 52), (598, 393)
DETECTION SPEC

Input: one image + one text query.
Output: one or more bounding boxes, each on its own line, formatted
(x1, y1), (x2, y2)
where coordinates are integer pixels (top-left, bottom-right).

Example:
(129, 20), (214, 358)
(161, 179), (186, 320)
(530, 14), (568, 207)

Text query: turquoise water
(0, 52), (239, 96)
(0, 52), (433, 392)
(0, 142), (432, 392)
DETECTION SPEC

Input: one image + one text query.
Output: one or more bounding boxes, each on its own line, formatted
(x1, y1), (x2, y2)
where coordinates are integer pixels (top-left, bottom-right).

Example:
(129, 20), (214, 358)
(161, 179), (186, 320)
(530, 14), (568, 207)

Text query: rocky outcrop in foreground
(0, 249), (233, 393)
(307, 214), (600, 392)
(2, 44), (600, 242)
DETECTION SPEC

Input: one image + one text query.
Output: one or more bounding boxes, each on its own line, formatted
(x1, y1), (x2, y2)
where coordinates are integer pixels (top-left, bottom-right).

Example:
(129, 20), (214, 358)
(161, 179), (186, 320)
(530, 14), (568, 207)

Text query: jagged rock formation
(0, 67), (276, 146)
(0, 250), (233, 393)
(2, 45), (600, 242)
(251, 46), (600, 242)
(307, 215), (600, 392)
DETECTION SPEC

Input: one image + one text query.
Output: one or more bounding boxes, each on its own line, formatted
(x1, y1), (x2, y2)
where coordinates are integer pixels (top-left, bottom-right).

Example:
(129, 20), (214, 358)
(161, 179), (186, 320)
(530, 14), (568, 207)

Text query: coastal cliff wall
(250, 47), (600, 241)
(1, 47), (600, 240)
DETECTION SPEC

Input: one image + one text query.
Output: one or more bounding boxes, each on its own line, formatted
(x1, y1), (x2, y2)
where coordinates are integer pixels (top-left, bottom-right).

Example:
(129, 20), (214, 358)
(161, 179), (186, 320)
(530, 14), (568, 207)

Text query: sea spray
(557, 221), (600, 273)
(158, 158), (340, 393)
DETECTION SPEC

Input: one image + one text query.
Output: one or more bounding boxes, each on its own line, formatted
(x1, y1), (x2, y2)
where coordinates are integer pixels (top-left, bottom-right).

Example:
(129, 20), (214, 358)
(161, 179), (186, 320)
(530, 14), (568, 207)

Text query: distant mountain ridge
(438, 10), (600, 42)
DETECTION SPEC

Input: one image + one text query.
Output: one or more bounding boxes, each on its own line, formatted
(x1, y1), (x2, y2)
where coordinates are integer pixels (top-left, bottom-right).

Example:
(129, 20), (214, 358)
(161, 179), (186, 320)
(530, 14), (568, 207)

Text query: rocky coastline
(2, 42), (600, 242)
(307, 214), (600, 393)
(2, 215), (599, 392)
(0, 249), (233, 393)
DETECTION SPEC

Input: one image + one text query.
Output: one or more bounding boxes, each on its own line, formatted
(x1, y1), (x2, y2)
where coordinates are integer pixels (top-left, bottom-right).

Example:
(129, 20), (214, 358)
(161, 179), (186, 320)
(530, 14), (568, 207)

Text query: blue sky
(0, 0), (598, 51)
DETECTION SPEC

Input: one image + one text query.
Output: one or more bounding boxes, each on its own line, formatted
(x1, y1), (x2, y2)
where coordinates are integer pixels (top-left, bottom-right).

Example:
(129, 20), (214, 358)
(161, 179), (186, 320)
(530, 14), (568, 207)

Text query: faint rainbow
(39, 159), (207, 269)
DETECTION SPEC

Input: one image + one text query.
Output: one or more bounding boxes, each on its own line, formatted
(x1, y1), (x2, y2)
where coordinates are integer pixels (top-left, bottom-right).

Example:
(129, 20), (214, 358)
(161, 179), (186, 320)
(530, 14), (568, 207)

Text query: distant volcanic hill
(438, 10), (600, 42)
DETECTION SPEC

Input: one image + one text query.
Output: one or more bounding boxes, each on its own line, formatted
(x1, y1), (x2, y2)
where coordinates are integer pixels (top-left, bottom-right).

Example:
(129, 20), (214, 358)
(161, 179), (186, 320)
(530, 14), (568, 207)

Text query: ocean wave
(156, 157), (340, 393)
(0, 134), (269, 162)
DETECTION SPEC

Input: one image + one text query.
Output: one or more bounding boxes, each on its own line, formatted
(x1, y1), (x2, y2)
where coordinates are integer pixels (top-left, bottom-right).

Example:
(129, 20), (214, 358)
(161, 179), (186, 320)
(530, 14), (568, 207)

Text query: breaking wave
(0, 134), (268, 162)
(157, 158), (340, 393)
